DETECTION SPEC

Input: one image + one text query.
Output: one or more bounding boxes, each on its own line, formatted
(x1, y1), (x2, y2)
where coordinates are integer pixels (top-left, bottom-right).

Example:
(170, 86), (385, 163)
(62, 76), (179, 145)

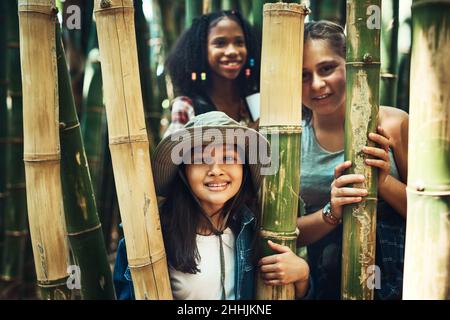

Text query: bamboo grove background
(0, 0), (441, 300)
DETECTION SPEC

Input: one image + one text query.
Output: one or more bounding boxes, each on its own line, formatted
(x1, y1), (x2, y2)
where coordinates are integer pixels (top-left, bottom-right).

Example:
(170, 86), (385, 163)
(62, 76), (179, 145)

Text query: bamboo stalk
(18, 0), (70, 299)
(403, 0), (450, 300)
(135, 0), (157, 149)
(0, 0), (28, 296)
(256, 2), (308, 300)
(309, 0), (346, 26)
(186, 0), (203, 28)
(57, 23), (116, 300)
(0, 0), (8, 266)
(94, 0), (172, 300)
(341, 0), (381, 300)
(380, 0), (399, 107)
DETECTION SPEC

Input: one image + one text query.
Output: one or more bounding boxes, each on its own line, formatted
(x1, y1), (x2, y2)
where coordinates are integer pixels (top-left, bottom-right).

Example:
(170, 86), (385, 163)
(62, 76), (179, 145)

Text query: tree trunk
(18, 0), (70, 300)
(57, 22), (116, 300)
(403, 0), (450, 300)
(0, 0), (28, 299)
(380, 0), (399, 107)
(341, 0), (381, 300)
(256, 2), (308, 300)
(94, 0), (172, 300)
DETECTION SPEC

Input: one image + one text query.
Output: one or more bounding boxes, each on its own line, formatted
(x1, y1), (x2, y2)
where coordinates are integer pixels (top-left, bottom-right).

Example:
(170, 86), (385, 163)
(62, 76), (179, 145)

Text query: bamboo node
(415, 180), (426, 192)
(363, 54), (373, 63)
(100, 0), (111, 8)
(259, 230), (298, 241)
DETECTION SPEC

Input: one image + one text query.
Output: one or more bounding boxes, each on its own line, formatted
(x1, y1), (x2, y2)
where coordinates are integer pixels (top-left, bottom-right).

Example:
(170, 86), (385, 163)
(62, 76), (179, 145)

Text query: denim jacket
(113, 206), (257, 300)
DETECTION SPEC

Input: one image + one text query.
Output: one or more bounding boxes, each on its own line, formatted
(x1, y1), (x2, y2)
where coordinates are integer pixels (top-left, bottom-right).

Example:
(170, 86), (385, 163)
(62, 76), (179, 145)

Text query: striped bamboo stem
(18, 0), (70, 299)
(256, 2), (308, 300)
(341, 0), (381, 300)
(380, 0), (399, 107)
(57, 23), (116, 300)
(403, 0), (450, 300)
(94, 0), (172, 300)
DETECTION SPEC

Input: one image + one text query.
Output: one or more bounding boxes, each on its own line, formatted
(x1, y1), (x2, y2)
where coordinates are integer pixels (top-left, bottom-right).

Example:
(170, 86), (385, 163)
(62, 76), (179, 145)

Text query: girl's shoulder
(379, 106), (409, 146)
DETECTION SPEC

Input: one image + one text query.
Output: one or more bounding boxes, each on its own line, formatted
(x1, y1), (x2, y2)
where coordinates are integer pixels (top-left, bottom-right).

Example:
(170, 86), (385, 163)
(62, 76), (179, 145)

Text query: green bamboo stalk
(238, 0), (252, 21)
(0, 0), (8, 266)
(256, 2), (308, 300)
(157, 0), (183, 52)
(396, 14), (412, 112)
(185, 0), (203, 28)
(309, 0), (346, 26)
(221, 0), (238, 10)
(341, 0), (381, 300)
(403, 0), (450, 300)
(149, 0), (168, 142)
(135, 0), (157, 149)
(56, 22), (116, 300)
(0, 0), (28, 298)
(380, 0), (399, 107)
(209, 0), (221, 12)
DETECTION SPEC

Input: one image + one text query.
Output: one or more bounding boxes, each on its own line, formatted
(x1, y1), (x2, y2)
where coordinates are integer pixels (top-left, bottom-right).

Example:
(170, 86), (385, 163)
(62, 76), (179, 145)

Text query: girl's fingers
(267, 240), (290, 254)
(369, 130), (391, 150)
(334, 161), (352, 179)
(363, 146), (389, 161)
(331, 197), (363, 207)
(259, 264), (279, 274)
(260, 272), (281, 281)
(365, 159), (389, 170)
(258, 255), (280, 266)
(334, 187), (368, 197)
(264, 280), (283, 286)
(334, 174), (365, 187)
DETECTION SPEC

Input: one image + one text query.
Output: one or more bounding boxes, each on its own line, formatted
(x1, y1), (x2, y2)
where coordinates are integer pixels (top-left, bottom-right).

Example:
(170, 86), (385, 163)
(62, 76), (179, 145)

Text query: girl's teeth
(208, 183), (227, 187)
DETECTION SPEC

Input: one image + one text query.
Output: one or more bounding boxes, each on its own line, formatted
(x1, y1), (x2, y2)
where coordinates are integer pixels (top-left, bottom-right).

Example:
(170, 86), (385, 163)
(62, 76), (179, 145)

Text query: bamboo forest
(0, 0), (448, 303)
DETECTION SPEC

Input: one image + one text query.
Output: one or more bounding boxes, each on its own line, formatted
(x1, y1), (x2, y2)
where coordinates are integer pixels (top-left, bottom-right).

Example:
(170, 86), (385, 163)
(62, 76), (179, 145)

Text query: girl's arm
(162, 96), (195, 138)
(375, 108), (409, 219)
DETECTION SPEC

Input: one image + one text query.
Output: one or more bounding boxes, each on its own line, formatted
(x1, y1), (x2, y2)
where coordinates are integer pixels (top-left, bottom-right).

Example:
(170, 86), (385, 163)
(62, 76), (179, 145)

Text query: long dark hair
(160, 164), (258, 274)
(303, 20), (346, 123)
(165, 10), (260, 101)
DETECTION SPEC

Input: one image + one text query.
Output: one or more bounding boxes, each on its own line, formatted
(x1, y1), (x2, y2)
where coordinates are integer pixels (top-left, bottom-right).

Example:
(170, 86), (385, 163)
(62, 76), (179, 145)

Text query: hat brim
(151, 125), (270, 197)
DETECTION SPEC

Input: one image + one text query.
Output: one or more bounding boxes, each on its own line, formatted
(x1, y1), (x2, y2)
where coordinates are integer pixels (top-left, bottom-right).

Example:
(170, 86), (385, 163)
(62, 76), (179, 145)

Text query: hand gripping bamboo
(93, 0), (172, 300)
(256, 2), (309, 300)
(18, 0), (70, 299)
(341, 0), (381, 300)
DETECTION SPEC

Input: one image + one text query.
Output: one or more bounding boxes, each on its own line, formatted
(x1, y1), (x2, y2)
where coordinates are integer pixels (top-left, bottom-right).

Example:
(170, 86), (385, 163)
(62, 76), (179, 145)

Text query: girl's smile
(185, 144), (243, 216)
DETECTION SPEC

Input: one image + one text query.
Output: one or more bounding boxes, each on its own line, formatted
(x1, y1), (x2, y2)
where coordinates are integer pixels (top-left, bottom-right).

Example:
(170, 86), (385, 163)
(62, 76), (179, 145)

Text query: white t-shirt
(170, 227), (236, 300)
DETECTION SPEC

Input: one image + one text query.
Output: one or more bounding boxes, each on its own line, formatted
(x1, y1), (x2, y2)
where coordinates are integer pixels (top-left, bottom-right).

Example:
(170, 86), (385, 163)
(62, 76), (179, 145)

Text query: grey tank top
(300, 120), (400, 214)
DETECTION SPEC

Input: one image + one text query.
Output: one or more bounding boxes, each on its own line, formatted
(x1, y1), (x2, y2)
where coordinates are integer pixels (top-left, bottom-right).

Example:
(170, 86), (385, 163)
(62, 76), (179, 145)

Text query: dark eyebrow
(303, 60), (338, 71)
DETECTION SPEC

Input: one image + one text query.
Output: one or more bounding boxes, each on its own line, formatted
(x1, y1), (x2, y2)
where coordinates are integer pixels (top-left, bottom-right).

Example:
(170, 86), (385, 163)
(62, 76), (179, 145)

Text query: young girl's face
(185, 144), (243, 215)
(302, 39), (346, 116)
(207, 17), (247, 82)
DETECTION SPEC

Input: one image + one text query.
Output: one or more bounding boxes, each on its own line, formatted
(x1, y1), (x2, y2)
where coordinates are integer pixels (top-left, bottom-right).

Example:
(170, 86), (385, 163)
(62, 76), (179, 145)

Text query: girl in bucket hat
(114, 112), (311, 300)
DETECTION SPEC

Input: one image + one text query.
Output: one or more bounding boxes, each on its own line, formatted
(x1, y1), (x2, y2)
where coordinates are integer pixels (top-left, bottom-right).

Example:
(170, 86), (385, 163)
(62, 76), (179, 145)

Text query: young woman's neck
(311, 102), (346, 132)
(208, 76), (242, 120)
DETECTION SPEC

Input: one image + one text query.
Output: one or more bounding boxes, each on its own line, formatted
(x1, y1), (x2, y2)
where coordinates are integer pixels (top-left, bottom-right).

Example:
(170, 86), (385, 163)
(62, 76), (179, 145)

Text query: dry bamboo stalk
(256, 2), (308, 300)
(18, 0), (70, 299)
(259, 2), (306, 126)
(93, 0), (172, 300)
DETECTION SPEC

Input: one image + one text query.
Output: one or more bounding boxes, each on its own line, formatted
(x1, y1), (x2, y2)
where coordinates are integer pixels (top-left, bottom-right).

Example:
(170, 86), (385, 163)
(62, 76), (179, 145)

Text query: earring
(201, 72), (206, 81)
(191, 72), (197, 81)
